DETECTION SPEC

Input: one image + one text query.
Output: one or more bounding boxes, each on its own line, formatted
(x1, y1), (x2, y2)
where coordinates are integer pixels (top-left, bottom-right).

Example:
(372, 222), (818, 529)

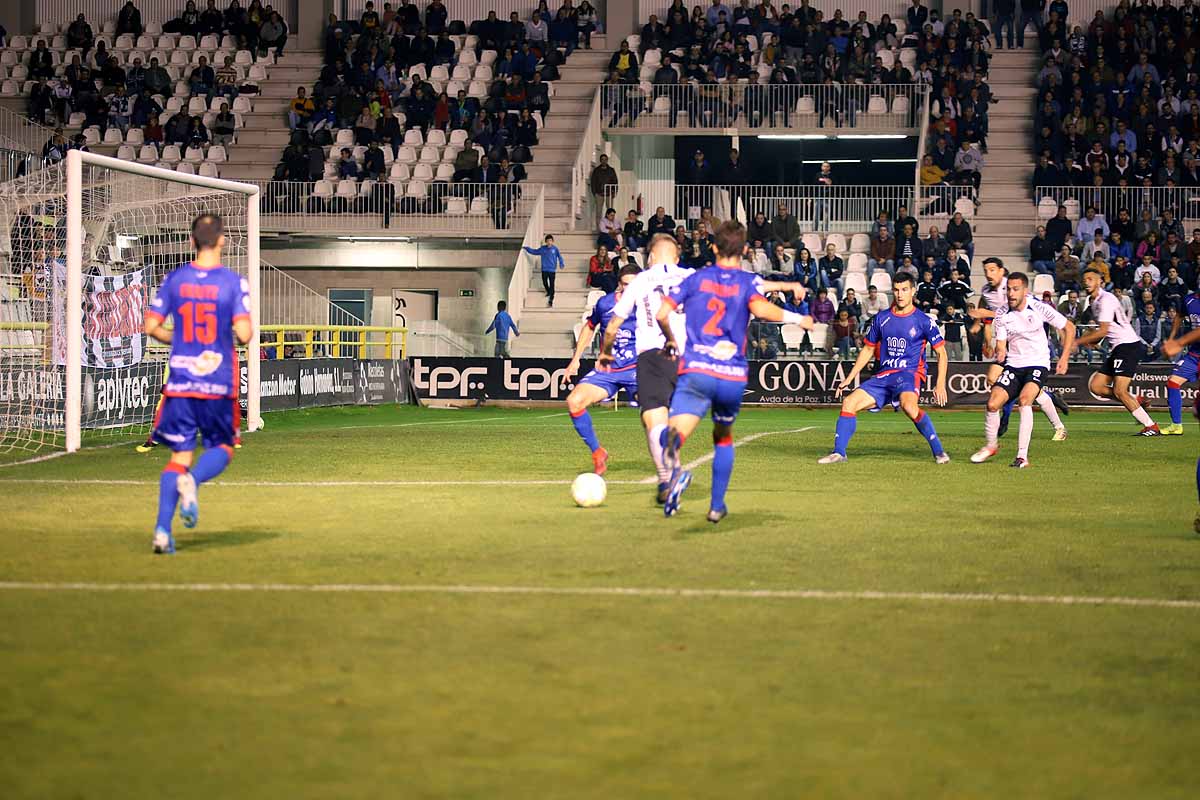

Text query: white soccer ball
(571, 473), (607, 508)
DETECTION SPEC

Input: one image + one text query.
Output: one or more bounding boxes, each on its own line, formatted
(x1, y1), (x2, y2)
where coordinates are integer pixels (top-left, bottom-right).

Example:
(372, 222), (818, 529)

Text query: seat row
(78, 111), (243, 144)
(115, 143), (228, 164)
(275, 179), (513, 208)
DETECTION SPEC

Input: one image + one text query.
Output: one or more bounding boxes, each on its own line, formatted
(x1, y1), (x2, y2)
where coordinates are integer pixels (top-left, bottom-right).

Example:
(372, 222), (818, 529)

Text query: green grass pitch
(1, 403), (1199, 798)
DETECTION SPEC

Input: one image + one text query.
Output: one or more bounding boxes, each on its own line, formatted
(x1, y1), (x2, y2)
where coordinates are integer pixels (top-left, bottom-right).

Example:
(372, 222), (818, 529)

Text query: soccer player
(654, 221), (813, 522)
(968, 257), (1070, 440)
(563, 264), (641, 474)
(138, 362), (243, 452)
(1074, 268), (1160, 435)
(1159, 288), (1200, 435)
(817, 272), (950, 464)
(142, 214), (252, 554)
(970, 272), (1075, 468)
(599, 233), (695, 502)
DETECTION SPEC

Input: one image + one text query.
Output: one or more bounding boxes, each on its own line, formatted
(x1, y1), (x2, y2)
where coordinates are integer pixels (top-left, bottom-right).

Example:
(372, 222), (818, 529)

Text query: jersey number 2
(178, 302), (217, 345)
(702, 297), (726, 337)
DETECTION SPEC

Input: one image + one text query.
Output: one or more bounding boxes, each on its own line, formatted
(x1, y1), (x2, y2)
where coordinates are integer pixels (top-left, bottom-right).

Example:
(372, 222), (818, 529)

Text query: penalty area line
(0, 581), (1196, 610)
(0, 478), (649, 487)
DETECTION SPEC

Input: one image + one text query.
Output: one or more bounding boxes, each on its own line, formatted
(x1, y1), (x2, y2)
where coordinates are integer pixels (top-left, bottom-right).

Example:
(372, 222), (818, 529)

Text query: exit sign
(459, 289), (475, 297)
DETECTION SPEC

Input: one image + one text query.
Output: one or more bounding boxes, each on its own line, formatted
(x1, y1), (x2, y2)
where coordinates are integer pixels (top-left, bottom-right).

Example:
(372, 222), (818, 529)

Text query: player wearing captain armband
(142, 213), (252, 554)
(654, 221), (813, 523)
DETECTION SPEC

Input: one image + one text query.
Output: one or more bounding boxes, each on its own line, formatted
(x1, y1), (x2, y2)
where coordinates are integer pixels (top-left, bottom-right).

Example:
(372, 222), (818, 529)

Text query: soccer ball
(571, 473), (607, 508)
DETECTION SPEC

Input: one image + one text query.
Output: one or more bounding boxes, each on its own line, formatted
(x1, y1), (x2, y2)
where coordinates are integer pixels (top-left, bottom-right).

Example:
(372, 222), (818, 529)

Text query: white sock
(1132, 406), (1155, 427)
(984, 410), (1000, 447)
(1036, 390), (1063, 429)
(1017, 405), (1034, 460)
(647, 423), (670, 482)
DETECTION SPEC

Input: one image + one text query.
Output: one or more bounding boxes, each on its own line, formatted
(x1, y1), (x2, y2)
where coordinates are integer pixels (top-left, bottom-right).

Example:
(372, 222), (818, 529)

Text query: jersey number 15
(178, 301), (218, 345)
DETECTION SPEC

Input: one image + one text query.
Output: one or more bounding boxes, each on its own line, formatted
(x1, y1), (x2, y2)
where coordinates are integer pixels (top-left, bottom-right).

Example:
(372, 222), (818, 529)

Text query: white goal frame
(64, 149), (261, 452)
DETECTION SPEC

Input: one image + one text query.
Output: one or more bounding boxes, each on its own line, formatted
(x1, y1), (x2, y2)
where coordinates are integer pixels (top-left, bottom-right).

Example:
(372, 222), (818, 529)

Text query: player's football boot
(656, 482), (669, 505)
(1162, 423), (1184, 436)
(1051, 427), (1068, 441)
(177, 471), (199, 529)
(816, 452), (847, 464)
(706, 507), (727, 524)
(934, 452), (951, 464)
(591, 447), (609, 476)
(997, 414), (1010, 438)
(135, 439), (158, 453)
(1009, 457), (1029, 469)
(1049, 391), (1070, 416)
(970, 445), (998, 463)
(1134, 425), (1161, 436)
(663, 469), (692, 518)
(152, 529), (175, 555)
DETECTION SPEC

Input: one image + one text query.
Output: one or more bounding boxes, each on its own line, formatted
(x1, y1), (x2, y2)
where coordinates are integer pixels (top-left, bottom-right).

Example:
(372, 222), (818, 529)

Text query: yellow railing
(260, 325), (408, 360)
(0, 322), (408, 360)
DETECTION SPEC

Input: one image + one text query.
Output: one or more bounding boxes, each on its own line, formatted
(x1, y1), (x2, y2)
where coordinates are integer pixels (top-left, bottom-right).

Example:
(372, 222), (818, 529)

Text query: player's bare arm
(565, 321), (598, 379)
(1056, 320), (1076, 374)
(837, 343), (877, 397)
(144, 315), (173, 344)
(597, 314), (626, 370)
(932, 343), (948, 407)
(653, 302), (679, 358)
(747, 296), (813, 328)
(968, 307), (996, 321)
(1074, 321), (1108, 350)
(1162, 326), (1200, 359)
(993, 339), (1007, 366)
(233, 317), (252, 346)
(760, 280), (807, 301)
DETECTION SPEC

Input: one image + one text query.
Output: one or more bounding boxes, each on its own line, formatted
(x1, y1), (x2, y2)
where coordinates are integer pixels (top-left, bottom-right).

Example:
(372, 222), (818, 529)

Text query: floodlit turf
(1, 404), (1199, 798)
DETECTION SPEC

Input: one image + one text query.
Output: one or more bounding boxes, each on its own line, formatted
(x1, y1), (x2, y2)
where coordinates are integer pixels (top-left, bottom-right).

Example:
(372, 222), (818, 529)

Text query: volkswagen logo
(948, 373), (992, 394)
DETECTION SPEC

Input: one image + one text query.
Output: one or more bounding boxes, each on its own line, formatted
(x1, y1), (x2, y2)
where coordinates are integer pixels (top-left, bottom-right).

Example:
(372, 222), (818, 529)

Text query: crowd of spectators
(269, 2), (598, 223)
(1027, 0), (1200, 349)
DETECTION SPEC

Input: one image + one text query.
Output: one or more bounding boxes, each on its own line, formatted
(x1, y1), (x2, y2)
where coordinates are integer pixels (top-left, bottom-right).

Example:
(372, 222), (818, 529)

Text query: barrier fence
(254, 179), (537, 235)
(601, 83), (924, 133)
(1033, 185), (1200, 229)
(607, 184), (977, 233)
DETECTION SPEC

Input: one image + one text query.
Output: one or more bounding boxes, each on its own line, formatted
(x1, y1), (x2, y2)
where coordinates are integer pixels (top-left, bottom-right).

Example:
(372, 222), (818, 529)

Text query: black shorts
(636, 348), (678, 411)
(1099, 341), (1146, 379)
(995, 365), (1047, 403)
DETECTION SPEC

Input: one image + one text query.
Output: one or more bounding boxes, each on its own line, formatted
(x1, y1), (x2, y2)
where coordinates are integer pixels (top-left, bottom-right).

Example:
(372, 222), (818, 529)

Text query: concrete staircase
(511, 229), (605, 356)
(968, 47), (1040, 291)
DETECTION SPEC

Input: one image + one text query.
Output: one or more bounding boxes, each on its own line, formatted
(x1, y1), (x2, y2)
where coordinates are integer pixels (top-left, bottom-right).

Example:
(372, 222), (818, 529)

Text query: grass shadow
(177, 528), (282, 552)
(671, 511), (789, 539)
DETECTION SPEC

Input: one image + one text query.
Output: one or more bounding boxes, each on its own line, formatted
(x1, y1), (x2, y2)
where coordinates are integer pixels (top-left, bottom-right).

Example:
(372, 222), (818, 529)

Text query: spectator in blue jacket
(486, 300), (520, 358)
(524, 234), (566, 306)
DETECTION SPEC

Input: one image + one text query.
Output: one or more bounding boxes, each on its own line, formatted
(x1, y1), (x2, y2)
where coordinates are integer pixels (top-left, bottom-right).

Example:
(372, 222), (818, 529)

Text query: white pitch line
(639, 426), (819, 485)
(0, 581), (1196, 610)
(0, 441), (132, 470)
(0, 478), (648, 487)
(330, 411), (569, 431)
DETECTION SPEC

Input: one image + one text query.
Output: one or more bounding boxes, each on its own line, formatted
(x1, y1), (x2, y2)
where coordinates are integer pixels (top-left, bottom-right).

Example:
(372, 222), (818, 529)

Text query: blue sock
(192, 446), (231, 484)
(1169, 385), (1184, 425)
(156, 465), (184, 532)
(913, 412), (945, 456)
(570, 409), (600, 452)
(1195, 456), (1200, 503)
(1001, 397), (1015, 427)
(834, 413), (857, 456)
(711, 437), (734, 511)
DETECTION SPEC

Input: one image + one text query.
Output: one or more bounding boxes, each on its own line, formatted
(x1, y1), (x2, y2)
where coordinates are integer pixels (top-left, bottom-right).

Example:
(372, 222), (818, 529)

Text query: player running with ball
(817, 272), (950, 464)
(968, 257), (1070, 440)
(970, 272), (1075, 468)
(654, 221), (813, 522)
(142, 214), (251, 554)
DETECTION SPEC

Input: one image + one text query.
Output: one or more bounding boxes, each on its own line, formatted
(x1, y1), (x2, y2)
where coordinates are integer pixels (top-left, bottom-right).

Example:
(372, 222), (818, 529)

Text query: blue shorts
(669, 371), (745, 424)
(153, 396), (236, 452)
(859, 370), (923, 411)
(1171, 352), (1200, 384)
(579, 366), (638, 400)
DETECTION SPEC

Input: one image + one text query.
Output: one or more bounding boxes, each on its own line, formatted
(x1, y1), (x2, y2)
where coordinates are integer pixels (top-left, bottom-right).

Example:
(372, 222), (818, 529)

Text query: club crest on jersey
(908, 326), (917, 337)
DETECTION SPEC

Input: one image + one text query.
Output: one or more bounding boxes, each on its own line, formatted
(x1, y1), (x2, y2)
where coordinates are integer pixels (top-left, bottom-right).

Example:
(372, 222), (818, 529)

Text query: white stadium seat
(850, 233), (871, 253)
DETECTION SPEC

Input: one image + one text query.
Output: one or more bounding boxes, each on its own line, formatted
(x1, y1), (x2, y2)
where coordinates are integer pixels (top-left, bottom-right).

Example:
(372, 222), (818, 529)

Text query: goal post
(0, 150), (263, 457)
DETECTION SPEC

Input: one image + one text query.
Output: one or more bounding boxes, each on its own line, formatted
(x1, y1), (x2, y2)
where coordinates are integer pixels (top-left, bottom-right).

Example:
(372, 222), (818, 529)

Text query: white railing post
(572, 88), (603, 231)
(913, 84), (932, 217)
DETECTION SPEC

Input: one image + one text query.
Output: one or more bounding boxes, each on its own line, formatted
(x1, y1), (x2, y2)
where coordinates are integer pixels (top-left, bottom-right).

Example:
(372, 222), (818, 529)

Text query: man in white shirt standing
(971, 271), (1075, 468)
(1074, 268), (1162, 435)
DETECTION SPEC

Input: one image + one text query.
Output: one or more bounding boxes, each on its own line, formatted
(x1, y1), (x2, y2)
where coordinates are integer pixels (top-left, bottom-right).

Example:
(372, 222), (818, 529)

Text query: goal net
(0, 151), (260, 456)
